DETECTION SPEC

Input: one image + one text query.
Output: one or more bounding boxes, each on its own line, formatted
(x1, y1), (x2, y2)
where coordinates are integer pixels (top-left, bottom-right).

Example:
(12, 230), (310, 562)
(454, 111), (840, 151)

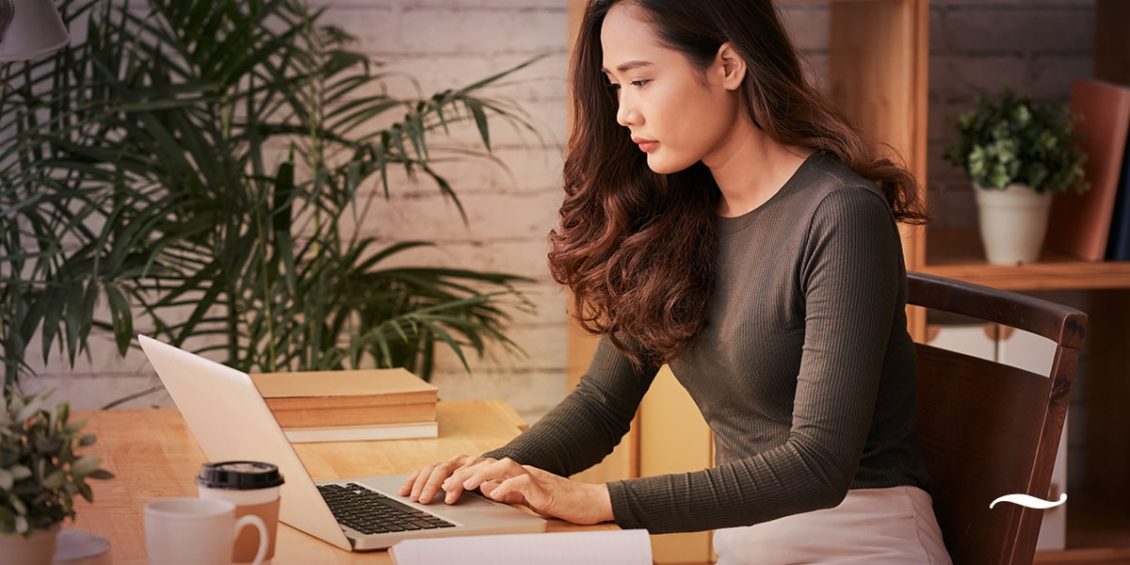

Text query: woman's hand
(445, 457), (614, 525)
(399, 453), (495, 504)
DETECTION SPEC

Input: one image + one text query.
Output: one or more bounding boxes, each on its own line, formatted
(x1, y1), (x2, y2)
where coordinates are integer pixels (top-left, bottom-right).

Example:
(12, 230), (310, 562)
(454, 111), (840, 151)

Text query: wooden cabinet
(564, 0), (1129, 562)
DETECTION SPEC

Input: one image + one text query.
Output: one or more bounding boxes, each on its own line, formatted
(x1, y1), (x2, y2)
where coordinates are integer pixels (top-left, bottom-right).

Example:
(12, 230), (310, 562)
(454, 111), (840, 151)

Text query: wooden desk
(70, 401), (618, 564)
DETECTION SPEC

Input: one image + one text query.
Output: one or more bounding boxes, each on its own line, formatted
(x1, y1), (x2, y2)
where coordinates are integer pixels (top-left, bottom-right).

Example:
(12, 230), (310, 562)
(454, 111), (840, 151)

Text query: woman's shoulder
(784, 151), (900, 246)
(738, 149), (896, 240)
(791, 153), (903, 266)
(804, 150), (887, 207)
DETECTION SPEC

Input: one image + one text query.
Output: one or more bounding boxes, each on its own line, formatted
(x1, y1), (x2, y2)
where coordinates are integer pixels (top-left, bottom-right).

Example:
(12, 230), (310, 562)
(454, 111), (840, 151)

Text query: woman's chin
(645, 153), (692, 175)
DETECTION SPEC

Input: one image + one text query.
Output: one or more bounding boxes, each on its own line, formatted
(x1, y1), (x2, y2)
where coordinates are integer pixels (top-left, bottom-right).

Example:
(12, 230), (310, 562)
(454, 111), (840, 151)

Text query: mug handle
(234, 514), (269, 565)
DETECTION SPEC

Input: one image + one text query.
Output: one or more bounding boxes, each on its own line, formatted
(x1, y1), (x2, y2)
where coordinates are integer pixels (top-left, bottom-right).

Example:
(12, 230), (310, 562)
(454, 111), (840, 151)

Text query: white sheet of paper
(388, 529), (652, 565)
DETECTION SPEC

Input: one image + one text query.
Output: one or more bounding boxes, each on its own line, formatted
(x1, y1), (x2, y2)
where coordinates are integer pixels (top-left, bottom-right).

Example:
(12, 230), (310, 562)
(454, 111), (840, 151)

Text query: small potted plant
(0, 388), (114, 563)
(944, 88), (1089, 265)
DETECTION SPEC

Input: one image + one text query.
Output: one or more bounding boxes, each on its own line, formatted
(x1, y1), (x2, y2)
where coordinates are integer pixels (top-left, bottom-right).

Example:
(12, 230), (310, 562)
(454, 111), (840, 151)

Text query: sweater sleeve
(482, 335), (659, 477)
(606, 187), (903, 533)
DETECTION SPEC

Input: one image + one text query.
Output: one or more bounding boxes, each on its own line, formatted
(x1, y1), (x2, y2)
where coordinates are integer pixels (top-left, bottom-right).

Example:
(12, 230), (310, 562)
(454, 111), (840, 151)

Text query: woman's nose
(616, 94), (640, 128)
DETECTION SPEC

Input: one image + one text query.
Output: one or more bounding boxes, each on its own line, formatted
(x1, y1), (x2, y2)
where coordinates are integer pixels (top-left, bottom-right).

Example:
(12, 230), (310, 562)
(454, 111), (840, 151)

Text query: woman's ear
(715, 42), (746, 91)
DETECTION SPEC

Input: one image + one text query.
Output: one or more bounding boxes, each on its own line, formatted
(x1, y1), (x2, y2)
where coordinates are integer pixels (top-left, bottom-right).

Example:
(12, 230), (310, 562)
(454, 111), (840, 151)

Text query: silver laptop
(137, 334), (546, 551)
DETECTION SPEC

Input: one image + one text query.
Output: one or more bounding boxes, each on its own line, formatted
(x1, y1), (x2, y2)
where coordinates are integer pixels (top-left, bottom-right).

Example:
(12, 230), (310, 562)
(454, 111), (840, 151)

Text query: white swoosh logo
(989, 492), (1067, 510)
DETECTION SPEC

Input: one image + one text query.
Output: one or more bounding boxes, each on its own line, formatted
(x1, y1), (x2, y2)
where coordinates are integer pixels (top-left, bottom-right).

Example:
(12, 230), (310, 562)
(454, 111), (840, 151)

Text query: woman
(400, 0), (951, 562)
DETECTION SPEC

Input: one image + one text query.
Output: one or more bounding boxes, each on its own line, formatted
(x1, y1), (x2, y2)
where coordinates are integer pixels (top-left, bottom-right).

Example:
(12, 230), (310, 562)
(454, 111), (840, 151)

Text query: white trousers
(713, 486), (953, 564)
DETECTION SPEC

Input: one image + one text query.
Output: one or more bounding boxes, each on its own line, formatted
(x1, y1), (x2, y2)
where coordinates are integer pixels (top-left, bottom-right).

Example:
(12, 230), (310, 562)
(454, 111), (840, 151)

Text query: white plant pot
(974, 183), (1053, 265)
(0, 523), (60, 564)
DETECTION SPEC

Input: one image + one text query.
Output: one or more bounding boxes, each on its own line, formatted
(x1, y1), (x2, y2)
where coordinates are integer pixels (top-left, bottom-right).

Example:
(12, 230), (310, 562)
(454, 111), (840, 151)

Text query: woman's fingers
(489, 474), (530, 500)
(418, 461), (605, 525)
(441, 458), (486, 504)
(443, 462), (476, 493)
(399, 455), (473, 503)
(416, 465), (445, 503)
(442, 457), (498, 502)
(398, 454), (512, 505)
(399, 468), (421, 496)
(461, 457), (521, 491)
(408, 463), (436, 501)
(480, 478), (527, 505)
(486, 474), (544, 509)
(419, 460), (465, 504)
(441, 465), (475, 504)
(443, 456), (506, 504)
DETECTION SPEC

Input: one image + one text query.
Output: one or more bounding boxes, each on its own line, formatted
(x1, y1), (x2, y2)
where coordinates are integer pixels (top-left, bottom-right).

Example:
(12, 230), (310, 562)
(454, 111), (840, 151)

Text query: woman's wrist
(595, 483), (614, 523)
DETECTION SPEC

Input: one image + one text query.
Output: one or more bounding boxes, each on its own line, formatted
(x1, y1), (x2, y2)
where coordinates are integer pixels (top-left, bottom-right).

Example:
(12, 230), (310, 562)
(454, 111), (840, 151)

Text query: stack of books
(250, 369), (439, 443)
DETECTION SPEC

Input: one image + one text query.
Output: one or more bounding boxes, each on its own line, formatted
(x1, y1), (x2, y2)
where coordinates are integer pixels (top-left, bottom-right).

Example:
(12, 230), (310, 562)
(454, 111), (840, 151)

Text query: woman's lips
(636, 141), (658, 152)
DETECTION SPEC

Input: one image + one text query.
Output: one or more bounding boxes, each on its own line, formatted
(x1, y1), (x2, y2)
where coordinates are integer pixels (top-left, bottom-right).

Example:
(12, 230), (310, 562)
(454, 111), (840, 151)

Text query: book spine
(283, 422), (439, 443)
(269, 404), (437, 428)
(1106, 122), (1130, 260)
(262, 391), (436, 411)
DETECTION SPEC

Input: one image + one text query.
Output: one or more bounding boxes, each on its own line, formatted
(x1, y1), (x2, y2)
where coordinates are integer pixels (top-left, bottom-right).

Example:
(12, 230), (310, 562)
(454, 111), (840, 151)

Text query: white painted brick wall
(32, 0), (570, 426)
(299, 2), (573, 425)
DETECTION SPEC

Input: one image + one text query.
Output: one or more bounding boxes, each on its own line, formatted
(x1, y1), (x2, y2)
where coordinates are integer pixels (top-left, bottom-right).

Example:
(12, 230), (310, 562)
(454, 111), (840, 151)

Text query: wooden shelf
(1066, 490), (1130, 552)
(1035, 489), (1130, 564)
(923, 228), (1130, 291)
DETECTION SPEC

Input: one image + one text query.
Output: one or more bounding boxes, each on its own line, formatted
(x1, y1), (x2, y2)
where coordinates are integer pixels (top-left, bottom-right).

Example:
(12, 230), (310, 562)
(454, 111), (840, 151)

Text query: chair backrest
(907, 272), (1087, 565)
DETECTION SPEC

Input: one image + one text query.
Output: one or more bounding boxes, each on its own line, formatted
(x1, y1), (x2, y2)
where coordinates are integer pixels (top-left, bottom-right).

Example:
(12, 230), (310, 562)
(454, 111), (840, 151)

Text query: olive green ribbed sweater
(483, 150), (930, 533)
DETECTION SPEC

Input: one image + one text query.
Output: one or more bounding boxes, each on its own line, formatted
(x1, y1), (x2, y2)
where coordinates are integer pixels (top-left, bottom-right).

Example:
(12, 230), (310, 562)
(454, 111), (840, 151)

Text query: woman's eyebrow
(601, 60), (654, 76)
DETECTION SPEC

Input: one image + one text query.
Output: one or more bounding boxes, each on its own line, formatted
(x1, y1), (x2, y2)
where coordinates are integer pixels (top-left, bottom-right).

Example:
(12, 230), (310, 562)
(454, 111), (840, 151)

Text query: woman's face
(600, 3), (742, 174)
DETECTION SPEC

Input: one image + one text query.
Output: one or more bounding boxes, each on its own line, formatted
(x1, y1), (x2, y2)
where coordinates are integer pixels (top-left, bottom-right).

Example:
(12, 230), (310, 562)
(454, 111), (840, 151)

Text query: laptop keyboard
(317, 483), (456, 535)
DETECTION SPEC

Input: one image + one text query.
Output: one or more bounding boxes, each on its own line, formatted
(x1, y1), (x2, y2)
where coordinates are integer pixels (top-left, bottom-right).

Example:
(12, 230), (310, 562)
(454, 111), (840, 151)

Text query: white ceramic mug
(144, 497), (268, 565)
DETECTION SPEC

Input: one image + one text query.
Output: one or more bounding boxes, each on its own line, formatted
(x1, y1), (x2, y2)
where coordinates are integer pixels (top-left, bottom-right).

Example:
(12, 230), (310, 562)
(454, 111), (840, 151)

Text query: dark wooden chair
(908, 272), (1087, 565)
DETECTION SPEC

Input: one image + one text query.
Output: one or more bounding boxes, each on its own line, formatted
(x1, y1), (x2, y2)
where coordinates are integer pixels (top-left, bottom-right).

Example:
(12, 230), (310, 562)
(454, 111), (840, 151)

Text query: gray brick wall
(927, 0), (1095, 229)
(780, 0), (1096, 230)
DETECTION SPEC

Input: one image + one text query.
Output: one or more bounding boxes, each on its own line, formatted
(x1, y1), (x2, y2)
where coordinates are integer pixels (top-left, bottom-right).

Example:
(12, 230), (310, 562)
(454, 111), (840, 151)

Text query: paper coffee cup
(196, 461), (284, 563)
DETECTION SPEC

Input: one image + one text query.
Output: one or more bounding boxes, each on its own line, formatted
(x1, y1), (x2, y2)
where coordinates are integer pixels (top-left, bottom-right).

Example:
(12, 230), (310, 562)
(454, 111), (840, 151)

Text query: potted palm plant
(944, 88), (1089, 265)
(0, 389), (114, 563)
(1, 0), (547, 397)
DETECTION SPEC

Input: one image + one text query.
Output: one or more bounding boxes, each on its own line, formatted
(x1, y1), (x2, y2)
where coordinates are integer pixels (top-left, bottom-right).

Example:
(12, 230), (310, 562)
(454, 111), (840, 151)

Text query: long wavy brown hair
(553, 0), (928, 369)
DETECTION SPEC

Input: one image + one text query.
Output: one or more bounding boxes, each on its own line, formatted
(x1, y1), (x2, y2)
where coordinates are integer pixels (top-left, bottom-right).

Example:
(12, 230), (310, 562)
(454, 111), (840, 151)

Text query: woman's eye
(606, 80), (649, 91)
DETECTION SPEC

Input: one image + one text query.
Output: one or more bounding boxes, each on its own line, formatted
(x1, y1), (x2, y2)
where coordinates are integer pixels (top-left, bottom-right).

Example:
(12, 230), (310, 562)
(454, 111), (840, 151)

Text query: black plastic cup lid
(196, 461), (285, 490)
